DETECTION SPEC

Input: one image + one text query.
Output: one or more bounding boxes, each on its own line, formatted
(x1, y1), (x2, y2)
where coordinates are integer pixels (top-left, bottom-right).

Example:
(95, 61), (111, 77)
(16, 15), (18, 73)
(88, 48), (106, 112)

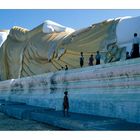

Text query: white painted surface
(116, 16), (140, 52)
(0, 58), (140, 123)
(42, 20), (75, 33)
(0, 31), (9, 47)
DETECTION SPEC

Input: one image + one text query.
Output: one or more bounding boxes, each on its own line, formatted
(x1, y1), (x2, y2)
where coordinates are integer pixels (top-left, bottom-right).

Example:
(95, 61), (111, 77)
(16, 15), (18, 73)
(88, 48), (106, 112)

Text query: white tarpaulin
(116, 16), (140, 52)
(0, 31), (9, 47)
(42, 20), (75, 33)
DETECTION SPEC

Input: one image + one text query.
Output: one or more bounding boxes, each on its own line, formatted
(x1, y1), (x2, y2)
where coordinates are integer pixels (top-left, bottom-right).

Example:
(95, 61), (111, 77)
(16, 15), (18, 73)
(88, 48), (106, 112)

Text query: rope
(53, 59), (64, 68)
(51, 61), (60, 70)
(65, 50), (104, 57)
(59, 59), (76, 68)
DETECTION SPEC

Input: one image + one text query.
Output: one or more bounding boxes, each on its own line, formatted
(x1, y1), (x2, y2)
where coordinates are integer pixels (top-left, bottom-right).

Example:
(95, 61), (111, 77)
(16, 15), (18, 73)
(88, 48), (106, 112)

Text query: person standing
(80, 52), (84, 67)
(63, 91), (69, 117)
(88, 54), (94, 66)
(65, 65), (68, 70)
(95, 51), (101, 65)
(131, 33), (140, 58)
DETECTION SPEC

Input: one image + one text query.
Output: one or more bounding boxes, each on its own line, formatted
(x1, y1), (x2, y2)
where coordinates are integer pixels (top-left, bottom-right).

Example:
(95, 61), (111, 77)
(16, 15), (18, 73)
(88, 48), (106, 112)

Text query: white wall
(0, 58), (140, 123)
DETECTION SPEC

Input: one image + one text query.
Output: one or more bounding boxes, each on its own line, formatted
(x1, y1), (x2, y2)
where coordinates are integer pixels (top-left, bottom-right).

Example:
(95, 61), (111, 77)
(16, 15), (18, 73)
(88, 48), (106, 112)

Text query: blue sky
(0, 9), (140, 30)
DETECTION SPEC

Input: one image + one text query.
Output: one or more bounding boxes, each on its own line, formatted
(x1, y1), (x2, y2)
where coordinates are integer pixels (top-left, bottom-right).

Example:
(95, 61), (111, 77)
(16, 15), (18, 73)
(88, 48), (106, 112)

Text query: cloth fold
(0, 19), (121, 80)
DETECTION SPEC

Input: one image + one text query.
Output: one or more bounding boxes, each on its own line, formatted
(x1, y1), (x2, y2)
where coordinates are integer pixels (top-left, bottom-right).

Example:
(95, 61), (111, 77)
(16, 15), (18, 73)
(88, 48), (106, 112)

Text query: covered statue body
(0, 16), (140, 81)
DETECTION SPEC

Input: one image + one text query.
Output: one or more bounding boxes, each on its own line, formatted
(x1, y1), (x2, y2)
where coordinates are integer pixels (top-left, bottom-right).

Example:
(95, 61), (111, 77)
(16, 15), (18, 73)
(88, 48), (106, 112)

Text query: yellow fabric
(0, 19), (121, 81)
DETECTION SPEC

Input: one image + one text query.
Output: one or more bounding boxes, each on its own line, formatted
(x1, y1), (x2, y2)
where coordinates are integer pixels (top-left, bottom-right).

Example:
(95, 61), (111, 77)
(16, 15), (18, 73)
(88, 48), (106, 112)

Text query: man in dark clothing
(63, 91), (69, 117)
(95, 51), (101, 65)
(131, 33), (140, 58)
(88, 54), (94, 66)
(65, 65), (68, 70)
(80, 52), (84, 67)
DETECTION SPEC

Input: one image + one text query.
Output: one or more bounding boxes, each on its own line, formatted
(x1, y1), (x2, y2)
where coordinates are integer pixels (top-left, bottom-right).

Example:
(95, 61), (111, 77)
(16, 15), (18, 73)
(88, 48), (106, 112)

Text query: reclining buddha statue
(0, 16), (139, 80)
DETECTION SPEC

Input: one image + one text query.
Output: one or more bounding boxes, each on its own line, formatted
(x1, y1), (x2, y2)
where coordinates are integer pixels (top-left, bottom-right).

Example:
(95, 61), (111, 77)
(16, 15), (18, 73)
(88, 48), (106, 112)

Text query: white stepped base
(0, 58), (140, 123)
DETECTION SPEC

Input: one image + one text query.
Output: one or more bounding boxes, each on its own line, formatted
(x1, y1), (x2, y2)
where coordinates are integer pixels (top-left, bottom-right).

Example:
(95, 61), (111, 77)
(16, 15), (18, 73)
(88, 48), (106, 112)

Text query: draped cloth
(0, 19), (122, 81)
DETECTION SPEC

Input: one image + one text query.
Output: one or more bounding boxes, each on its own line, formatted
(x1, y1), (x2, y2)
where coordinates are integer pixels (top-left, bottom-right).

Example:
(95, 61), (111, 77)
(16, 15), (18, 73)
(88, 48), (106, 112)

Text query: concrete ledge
(0, 100), (140, 130)
(0, 58), (140, 123)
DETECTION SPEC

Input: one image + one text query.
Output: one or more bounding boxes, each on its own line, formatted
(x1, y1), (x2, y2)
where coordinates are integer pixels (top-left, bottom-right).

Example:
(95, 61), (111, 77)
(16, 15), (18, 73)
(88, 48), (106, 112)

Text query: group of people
(60, 33), (140, 71)
(80, 51), (101, 67)
(126, 33), (140, 59)
(80, 33), (140, 64)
